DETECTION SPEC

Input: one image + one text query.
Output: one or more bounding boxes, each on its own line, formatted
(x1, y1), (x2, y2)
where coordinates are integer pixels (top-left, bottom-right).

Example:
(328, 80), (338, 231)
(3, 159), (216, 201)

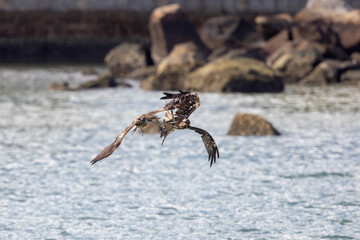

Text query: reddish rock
(294, 0), (360, 51)
(332, 10), (360, 50)
(263, 29), (293, 55)
(148, 4), (206, 64)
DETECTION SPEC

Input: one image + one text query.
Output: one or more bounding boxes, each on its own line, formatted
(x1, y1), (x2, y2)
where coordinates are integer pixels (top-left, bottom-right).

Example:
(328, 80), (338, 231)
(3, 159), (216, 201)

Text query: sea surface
(0, 66), (359, 239)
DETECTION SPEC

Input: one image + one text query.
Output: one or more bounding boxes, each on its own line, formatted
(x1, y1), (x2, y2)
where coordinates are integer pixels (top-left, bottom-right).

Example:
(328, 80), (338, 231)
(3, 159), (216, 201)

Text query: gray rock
(105, 43), (150, 78)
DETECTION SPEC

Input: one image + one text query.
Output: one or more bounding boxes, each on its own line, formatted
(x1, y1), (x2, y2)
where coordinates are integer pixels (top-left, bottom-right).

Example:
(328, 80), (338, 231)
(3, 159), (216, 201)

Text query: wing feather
(188, 126), (219, 167)
(91, 106), (169, 165)
(161, 90), (200, 121)
(90, 122), (136, 165)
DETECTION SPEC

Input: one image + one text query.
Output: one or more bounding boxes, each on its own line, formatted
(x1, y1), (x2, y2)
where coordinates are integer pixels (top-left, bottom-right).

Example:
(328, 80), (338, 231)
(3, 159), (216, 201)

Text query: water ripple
(0, 66), (360, 239)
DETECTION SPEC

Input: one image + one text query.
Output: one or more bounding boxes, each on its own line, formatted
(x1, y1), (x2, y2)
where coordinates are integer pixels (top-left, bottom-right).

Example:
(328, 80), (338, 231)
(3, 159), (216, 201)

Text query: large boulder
(333, 10), (360, 50)
(199, 16), (263, 49)
(340, 69), (360, 85)
(227, 113), (280, 136)
(266, 40), (322, 83)
(294, 0), (360, 51)
(141, 42), (206, 90)
(300, 59), (360, 85)
(105, 43), (151, 78)
(263, 28), (293, 56)
(76, 73), (118, 89)
(148, 4), (206, 64)
(184, 57), (284, 93)
(208, 46), (267, 62)
(124, 66), (156, 81)
(299, 60), (340, 85)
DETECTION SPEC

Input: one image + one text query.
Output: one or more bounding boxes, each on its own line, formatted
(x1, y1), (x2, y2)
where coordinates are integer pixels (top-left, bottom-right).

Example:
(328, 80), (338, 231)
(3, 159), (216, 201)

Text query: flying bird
(90, 90), (219, 167)
(160, 91), (219, 167)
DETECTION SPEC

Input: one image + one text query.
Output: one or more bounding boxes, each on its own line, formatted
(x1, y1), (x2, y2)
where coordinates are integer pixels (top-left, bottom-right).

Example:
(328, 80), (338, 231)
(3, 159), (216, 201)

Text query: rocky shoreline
(85, 1), (359, 93)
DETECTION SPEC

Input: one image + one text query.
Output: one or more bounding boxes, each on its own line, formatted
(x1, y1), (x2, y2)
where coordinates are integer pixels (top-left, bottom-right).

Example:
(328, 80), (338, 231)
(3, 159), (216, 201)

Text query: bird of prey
(160, 91), (219, 167)
(90, 90), (219, 167)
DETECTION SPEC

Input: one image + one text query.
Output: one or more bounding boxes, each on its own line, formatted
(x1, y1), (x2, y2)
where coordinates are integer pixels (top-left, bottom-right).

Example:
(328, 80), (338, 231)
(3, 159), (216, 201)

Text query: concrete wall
(0, 0), (308, 14)
(2, 0), (360, 14)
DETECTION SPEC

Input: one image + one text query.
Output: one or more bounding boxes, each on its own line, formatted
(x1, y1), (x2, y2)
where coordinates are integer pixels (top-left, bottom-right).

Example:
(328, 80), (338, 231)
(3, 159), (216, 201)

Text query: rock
(199, 16), (263, 49)
(255, 13), (293, 39)
(124, 66), (156, 81)
(141, 42), (207, 90)
(266, 40), (322, 83)
(227, 113), (280, 136)
(208, 46), (267, 62)
(301, 0), (352, 18)
(50, 82), (71, 91)
(291, 19), (338, 46)
(300, 59), (360, 85)
(340, 69), (360, 85)
(263, 29), (293, 55)
(50, 74), (131, 91)
(76, 73), (118, 89)
(351, 52), (360, 62)
(294, 0), (360, 51)
(299, 60), (340, 85)
(184, 57), (284, 93)
(105, 43), (151, 78)
(82, 66), (97, 75)
(148, 4), (206, 64)
(333, 10), (360, 50)
(140, 75), (158, 91)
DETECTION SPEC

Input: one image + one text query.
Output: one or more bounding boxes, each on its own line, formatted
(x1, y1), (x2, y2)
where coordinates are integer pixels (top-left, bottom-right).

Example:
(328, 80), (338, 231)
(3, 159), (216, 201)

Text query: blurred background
(0, 0), (359, 239)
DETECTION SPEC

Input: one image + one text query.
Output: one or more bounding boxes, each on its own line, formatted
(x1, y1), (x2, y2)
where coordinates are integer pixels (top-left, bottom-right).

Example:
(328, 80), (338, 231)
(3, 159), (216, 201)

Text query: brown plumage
(91, 90), (219, 167)
(160, 91), (219, 167)
(90, 115), (162, 165)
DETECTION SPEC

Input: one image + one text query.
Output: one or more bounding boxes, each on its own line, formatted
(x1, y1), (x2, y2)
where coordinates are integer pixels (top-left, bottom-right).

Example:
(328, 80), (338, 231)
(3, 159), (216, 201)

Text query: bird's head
(179, 118), (191, 128)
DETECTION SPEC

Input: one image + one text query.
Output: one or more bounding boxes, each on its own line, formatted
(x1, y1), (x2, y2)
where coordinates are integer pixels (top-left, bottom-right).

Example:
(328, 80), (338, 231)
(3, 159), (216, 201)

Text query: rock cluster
(53, 1), (360, 92)
(106, 1), (360, 92)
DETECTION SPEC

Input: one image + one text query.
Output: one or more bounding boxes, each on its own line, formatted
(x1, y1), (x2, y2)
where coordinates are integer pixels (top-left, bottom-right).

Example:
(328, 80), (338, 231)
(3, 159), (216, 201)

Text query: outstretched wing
(91, 105), (169, 165)
(161, 90), (200, 121)
(188, 126), (219, 167)
(90, 122), (136, 165)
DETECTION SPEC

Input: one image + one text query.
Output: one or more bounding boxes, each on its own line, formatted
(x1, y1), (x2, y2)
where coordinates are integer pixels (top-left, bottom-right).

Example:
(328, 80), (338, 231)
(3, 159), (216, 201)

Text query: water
(0, 66), (359, 239)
